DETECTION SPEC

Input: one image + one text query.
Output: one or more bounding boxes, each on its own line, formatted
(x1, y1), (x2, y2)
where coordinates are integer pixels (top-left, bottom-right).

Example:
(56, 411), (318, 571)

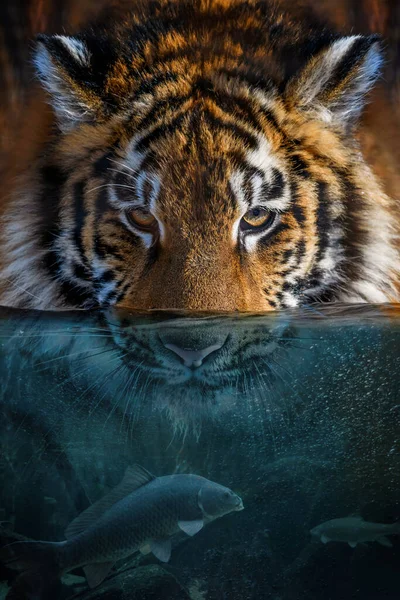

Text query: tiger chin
(3, 309), (295, 434)
(0, 0), (399, 313)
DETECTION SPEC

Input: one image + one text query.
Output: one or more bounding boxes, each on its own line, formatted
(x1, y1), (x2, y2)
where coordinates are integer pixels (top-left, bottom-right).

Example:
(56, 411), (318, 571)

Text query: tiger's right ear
(286, 35), (383, 129)
(34, 34), (105, 131)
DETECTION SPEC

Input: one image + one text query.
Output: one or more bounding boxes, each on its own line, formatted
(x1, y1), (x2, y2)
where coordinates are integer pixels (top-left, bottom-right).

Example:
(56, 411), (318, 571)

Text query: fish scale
(0, 466), (243, 591)
(0, 467), (243, 589)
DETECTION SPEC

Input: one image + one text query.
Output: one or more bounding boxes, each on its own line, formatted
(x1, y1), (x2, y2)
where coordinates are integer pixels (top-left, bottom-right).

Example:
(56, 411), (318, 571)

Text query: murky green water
(0, 305), (399, 599)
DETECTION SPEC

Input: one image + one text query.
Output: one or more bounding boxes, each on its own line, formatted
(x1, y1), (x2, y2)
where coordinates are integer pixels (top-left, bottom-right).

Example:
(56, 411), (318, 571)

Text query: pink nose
(163, 342), (224, 368)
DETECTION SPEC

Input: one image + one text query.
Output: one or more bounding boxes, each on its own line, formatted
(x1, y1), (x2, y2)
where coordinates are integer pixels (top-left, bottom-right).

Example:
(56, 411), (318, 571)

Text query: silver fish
(310, 516), (400, 548)
(1, 465), (244, 588)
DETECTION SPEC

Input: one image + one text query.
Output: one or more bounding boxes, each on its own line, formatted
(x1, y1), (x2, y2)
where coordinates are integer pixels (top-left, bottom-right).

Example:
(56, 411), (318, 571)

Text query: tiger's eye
(127, 208), (157, 230)
(241, 207), (275, 231)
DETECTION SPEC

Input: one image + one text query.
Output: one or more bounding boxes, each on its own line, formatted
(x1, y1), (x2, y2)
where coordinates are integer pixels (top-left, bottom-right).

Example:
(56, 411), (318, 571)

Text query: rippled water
(0, 305), (399, 599)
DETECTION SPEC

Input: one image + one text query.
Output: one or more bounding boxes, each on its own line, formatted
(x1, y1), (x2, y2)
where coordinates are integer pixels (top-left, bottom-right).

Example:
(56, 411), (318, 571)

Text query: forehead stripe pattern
(3, 1), (396, 311)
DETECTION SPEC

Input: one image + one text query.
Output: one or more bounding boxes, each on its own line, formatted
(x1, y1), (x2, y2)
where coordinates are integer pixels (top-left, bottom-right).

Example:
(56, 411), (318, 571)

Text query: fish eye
(240, 207), (276, 232)
(224, 491), (230, 498)
(126, 208), (157, 231)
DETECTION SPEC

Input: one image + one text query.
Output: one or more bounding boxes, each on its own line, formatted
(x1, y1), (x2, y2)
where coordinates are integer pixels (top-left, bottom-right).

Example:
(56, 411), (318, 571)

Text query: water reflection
(0, 305), (399, 599)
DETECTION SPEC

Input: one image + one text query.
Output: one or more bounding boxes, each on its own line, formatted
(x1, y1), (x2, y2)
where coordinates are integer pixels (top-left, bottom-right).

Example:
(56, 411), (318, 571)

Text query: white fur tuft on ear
(53, 36), (92, 67)
(288, 35), (383, 126)
(34, 35), (96, 131)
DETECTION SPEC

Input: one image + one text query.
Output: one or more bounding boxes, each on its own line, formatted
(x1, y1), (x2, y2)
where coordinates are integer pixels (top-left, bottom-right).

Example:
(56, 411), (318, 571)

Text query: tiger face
(1, 0), (398, 311)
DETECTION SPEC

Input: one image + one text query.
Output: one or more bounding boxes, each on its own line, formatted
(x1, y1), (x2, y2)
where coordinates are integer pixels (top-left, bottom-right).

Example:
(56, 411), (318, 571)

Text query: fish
(0, 465), (244, 589)
(310, 516), (400, 548)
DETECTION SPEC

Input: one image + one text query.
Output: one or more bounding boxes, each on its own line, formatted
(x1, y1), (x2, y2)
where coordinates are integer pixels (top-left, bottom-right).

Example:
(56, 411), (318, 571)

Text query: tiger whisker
(86, 183), (136, 194)
(109, 158), (138, 174)
(253, 370), (277, 451)
(2, 277), (58, 308)
(35, 346), (116, 369)
(87, 359), (128, 418)
(267, 354), (307, 396)
(117, 360), (145, 431)
(127, 370), (152, 439)
(106, 168), (137, 181)
(0, 333), (115, 339)
(52, 348), (121, 397)
(261, 359), (296, 424)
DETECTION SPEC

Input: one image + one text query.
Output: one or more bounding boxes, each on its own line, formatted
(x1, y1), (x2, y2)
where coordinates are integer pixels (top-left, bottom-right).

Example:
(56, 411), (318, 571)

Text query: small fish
(0, 465), (243, 589)
(310, 516), (400, 548)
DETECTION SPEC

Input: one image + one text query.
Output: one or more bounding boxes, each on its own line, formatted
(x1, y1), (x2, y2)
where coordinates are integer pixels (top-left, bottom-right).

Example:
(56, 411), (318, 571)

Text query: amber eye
(126, 208), (157, 231)
(240, 207), (276, 232)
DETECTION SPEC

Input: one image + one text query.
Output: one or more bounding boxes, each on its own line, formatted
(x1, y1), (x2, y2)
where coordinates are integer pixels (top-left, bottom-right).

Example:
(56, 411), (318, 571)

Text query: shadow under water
(0, 304), (399, 599)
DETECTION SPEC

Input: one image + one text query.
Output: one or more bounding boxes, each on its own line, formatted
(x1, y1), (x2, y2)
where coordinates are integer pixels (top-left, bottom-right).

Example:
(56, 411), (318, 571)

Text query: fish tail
(0, 540), (65, 600)
(4, 569), (62, 600)
(392, 522), (400, 536)
(0, 540), (64, 572)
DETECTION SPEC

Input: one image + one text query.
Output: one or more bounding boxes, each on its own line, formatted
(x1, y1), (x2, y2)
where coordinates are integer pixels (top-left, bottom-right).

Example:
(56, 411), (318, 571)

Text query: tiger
(0, 0), (399, 313)
(1, 307), (300, 434)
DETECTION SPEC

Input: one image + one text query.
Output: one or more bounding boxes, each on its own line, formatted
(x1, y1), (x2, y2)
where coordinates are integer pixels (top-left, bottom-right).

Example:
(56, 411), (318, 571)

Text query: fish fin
(140, 543), (152, 555)
(348, 542), (357, 548)
(65, 465), (156, 539)
(321, 535), (330, 544)
(83, 561), (115, 588)
(391, 521), (400, 535)
(378, 536), (393, 548)
(150, 539), (171, 563)
(178, 520), (204, 536)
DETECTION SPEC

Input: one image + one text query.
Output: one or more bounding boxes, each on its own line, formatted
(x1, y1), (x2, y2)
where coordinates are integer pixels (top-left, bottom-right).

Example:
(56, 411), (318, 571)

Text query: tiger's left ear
(34, 34), (106, 131)
(286, 35), (383, 128)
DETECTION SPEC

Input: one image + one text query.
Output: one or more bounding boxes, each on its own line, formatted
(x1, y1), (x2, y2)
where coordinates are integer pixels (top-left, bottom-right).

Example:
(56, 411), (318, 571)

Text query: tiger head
(7, 306), (298, 432)
(2, 1), (398, 311)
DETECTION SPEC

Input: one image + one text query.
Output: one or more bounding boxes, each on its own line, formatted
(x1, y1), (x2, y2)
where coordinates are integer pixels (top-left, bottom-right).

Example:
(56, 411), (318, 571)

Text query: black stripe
(93, 152), (113, 176)
(257, 221), (289, 248)
(258, 107), (281, 133)
(94, 189), (113, 261)
(114, 280), (132, 303)
(135, 113), (187, 153)
(296, 239), (307, 264)
(73, 181), (90, 274)
(73, 263), (89, 281)
(324, 35), (380, 100)
(288, 154), (310, 178)
(193, 81), (263, 132)
(203, 110), (258, 149)
(282, 249), (293, 264)
(134, 71), (179, 99)
(135, 94), (192, 132)
(315, 181), (331, 263)
(40, 165), (66, 278)
(94, 269), (115, 284)
(339, 175), (366, 284)
(113, 171), (137, 204)
(268, 169), (285, 199)
(95, 188), (110, 218)
(290, 181), (305, 224)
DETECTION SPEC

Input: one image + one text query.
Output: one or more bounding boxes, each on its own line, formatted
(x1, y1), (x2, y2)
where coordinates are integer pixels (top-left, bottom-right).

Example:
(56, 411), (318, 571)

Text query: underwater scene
(0, 304), (399, 600)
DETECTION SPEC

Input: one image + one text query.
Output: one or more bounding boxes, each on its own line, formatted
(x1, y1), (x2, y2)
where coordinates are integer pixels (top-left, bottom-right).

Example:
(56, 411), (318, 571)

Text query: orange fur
(0, 0), (398, 310)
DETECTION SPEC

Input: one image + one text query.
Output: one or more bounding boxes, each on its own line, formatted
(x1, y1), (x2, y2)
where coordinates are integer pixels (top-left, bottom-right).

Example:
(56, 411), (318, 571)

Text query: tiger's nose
(162, 342), (224, 368)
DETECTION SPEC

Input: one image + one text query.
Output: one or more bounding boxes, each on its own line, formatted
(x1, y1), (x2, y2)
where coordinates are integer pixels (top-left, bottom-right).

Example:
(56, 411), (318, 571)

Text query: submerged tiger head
(1, 0), (398, 310)
(7, 307), (300, 432)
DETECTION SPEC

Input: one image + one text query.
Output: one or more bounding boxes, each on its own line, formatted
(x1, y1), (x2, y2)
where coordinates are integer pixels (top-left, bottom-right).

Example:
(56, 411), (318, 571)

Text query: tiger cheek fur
(0, 0), (398, 311)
